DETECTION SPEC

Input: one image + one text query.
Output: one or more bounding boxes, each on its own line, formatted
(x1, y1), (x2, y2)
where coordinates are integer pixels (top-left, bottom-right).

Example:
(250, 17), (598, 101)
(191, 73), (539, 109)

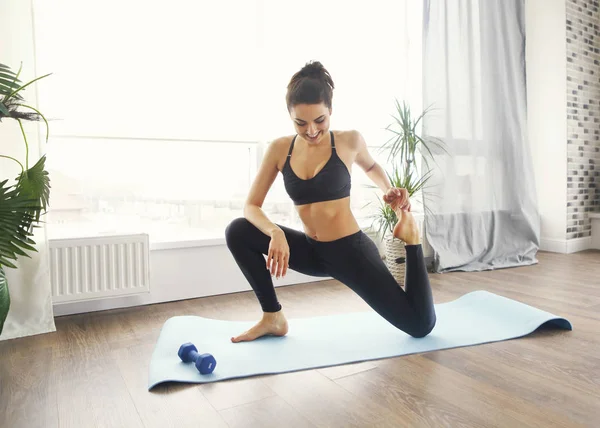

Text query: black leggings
(225, 217), (436, 338)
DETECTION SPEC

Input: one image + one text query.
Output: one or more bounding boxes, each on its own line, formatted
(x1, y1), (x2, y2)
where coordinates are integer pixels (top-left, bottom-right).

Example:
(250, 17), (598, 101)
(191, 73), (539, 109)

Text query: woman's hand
(383, 187), (411, 212)
(267, 229), (290, 279)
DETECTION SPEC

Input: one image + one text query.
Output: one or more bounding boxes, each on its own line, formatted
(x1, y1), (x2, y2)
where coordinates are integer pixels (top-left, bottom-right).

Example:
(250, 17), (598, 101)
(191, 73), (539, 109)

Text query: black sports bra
(282, 131), (351, 206)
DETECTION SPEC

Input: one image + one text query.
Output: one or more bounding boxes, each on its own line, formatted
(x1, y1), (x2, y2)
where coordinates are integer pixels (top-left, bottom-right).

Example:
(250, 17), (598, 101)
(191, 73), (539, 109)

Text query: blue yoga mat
(148, 290), (571, 390)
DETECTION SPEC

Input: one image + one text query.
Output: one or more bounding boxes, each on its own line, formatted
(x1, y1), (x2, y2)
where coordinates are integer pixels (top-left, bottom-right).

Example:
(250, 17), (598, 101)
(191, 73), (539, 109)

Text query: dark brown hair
(286, 60), (335, 112)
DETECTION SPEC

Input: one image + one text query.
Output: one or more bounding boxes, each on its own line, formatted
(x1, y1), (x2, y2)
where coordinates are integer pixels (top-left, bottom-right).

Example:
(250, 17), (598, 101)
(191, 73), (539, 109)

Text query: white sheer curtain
(0, 0), (55, 340)
(422, 0), (540, 272)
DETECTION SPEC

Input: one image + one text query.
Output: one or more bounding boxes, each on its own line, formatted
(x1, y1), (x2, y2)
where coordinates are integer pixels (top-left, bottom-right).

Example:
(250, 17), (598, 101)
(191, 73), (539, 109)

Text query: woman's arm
(352, 130), (393, 192)
(243, 139), (285, 238)
(352, 130), (411, 211)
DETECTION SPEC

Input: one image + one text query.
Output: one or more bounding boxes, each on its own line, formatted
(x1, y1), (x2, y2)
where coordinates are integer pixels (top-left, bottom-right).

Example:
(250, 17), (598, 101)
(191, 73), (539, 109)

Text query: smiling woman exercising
(225, 61), (436, 343)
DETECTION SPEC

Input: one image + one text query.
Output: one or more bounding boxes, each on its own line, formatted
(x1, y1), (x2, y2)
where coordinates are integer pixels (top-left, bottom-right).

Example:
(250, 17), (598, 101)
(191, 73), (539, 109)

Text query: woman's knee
(224, 217), (252, 248)
(408, 313), (437, 338)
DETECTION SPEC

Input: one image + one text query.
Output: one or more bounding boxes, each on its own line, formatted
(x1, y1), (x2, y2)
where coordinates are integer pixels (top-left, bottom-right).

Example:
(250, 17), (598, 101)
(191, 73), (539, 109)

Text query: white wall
(525, 0), (569, 251)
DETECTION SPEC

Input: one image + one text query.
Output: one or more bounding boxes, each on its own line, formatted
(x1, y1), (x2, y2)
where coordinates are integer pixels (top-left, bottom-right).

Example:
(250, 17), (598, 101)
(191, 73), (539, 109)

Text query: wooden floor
(1, 250), (599, 428)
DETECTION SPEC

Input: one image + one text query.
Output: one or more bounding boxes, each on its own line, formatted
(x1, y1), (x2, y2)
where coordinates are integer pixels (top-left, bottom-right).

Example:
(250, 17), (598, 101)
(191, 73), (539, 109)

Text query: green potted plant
(367, 99), (446, 284)
(0, 62), (51, 335)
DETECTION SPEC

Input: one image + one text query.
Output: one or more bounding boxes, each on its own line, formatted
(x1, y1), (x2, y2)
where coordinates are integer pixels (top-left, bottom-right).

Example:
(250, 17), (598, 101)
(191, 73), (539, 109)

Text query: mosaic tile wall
(566, 0), (600, 239)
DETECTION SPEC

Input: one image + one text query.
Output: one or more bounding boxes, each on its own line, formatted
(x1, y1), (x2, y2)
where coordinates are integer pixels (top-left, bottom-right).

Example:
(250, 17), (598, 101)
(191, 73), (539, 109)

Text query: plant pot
(0, 267), (9, 335)
(384, 235), (406, 286)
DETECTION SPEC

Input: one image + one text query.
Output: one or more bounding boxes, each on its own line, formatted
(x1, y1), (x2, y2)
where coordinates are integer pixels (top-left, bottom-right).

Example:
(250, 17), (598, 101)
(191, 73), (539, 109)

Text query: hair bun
(300, 61), (325, 78)
(286, 60), (335, 111)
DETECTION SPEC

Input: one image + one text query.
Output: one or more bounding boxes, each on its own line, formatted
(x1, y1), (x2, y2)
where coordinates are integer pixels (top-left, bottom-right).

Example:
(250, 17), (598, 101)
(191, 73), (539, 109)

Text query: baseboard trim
(591, 214), (600, 250)
(566, 236), (593, 254)
(540, 238), (567, 253)
(540, 236), (592, 253)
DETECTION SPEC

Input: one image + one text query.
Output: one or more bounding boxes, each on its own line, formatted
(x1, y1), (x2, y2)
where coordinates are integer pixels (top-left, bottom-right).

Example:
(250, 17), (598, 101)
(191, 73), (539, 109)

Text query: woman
(225, 61), (436, 343)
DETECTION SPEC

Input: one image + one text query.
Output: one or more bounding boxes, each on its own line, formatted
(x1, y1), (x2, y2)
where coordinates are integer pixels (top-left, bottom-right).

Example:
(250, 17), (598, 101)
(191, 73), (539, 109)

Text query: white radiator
(49, 234), (150, 303)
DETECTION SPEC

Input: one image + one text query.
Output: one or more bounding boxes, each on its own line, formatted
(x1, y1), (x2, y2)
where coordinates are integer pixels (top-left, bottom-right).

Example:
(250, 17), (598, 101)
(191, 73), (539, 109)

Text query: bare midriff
(295, 196), (361, 242)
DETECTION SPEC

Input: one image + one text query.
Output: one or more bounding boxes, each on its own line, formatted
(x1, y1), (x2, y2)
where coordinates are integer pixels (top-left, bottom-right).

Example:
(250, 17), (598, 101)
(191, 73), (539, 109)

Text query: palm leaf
(16, 155), (51, 221)
(0, 240), (29, 258)
(13, 104), (50, 143)
(0, 62), (22, 95)
(0, 77), (22, 93)
(415, 134), (449, 173)
(0, 179), (42, 270)
(3, 73), (52, 104)
(0, 71), (21, 81)
(0, 63), (50, 123)
(0, 62), (24, 119)
(381, 99), (449, 169)
(411, 103), (435, 130)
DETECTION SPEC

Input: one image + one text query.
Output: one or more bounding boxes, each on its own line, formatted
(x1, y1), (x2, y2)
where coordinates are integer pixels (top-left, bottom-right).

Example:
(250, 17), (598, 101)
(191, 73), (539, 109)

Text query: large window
(33, 0), (422, 243)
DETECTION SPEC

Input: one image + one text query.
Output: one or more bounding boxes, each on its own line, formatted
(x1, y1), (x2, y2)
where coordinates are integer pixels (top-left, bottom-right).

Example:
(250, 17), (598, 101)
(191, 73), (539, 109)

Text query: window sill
(150, 223), (381, 251)
(150, 237), (226, 250)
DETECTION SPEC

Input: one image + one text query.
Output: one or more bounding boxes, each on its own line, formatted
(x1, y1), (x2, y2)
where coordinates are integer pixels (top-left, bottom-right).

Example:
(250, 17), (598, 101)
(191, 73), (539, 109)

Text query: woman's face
(290, 102), (332, 145)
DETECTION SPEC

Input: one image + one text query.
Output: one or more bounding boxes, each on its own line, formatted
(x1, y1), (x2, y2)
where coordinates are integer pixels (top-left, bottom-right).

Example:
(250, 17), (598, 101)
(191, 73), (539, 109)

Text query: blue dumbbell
(178, 342), (217, 374)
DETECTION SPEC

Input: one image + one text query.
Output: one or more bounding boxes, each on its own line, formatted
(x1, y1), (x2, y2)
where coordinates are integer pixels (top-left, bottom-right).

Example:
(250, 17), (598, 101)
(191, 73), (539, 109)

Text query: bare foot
(231, 311), (289, 343)
(393, 209), (421, 245)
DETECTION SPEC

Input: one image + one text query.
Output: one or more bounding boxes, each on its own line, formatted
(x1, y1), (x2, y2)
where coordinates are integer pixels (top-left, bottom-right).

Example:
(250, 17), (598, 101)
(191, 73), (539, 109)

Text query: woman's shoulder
(332, 129), (363, 151)
(266, 135), (294, 153)
(274, 134), (296, 144)
(262, 135), (295, 171)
